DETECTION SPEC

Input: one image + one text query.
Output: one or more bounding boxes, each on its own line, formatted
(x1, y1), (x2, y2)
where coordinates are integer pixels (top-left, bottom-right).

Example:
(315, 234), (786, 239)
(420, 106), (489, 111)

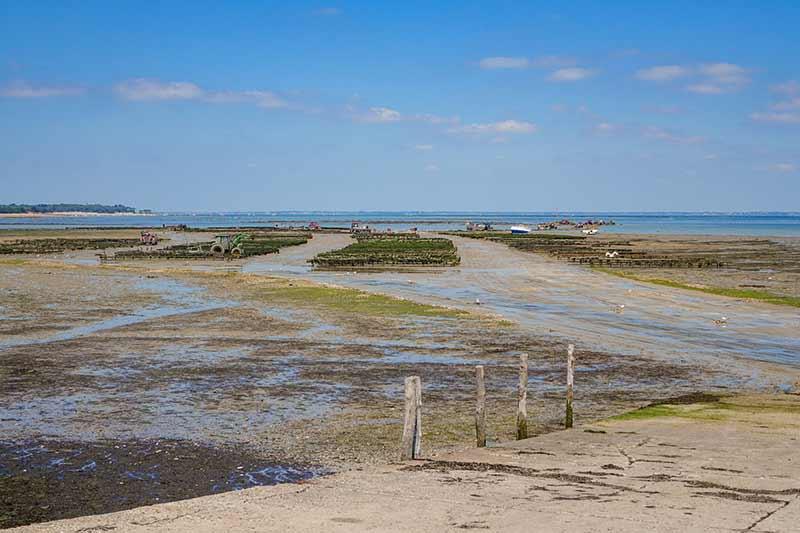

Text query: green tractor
(210, 233), (250, 257)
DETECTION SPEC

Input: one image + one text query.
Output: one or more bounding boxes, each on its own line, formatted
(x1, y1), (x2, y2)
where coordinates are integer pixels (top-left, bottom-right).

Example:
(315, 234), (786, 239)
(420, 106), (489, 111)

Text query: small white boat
(582, 228), (599, 235)
(510, 225), (532, 234)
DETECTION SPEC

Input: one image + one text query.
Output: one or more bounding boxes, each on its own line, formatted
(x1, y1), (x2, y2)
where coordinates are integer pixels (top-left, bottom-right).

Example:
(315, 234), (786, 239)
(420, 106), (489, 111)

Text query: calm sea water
(3, 212), (800, 237)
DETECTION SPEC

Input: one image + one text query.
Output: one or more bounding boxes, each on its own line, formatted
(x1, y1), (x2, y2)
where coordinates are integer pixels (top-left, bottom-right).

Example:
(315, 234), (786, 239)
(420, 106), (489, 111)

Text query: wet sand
(247, 233), (800, 372)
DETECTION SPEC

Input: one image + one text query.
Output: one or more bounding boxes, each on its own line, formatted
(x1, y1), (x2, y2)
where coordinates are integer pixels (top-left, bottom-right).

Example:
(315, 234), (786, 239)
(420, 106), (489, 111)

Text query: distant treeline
(0, 203), (138, 214)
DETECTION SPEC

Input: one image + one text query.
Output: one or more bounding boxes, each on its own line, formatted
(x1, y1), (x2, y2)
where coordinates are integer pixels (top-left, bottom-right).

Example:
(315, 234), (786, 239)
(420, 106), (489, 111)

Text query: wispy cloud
(686, 83), (725, 95)
(593, 122), (620, 135)
(478, 55), (576, 70)
(353, 105), (458, 125)
(771, 162), (796, 173)
(771, 80), (800, 95)
(312, 7), (341, 16)
(635, 62), (750, 94)
(360, 106), (402, 123)
(547, 67), (594, 82)
(114, 79), (288, 108)
(750, 112), (800, 124)
(449, 119), (537, 134)
(751, 81), (800, 124)
(114, 79), (202, 101)
(0, 80), (86, 98)
(698, 63), (748, 85)
(424, 164), (440, 172)
(413, 144), (434, 151)
(770, 97), (800, 111)
(479, 57), (529, 70)
(643, 126), (704, 144)
(688, 63), (750, 94)
(635, 65), (690, 82)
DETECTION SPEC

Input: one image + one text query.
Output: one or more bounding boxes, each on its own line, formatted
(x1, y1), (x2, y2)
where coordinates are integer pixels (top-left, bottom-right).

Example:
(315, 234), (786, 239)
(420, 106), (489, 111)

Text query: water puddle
(0, 277), (236, 351)
(0, 439), (325, 529)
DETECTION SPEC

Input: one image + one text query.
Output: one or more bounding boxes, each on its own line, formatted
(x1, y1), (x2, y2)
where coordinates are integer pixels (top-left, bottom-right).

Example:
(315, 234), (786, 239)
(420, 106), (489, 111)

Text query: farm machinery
(210, 233), (249, 256)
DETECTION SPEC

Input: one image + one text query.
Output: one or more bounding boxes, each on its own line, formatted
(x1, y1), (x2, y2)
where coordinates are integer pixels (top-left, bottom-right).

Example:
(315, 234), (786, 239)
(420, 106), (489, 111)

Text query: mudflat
(2, 229), (799, 529)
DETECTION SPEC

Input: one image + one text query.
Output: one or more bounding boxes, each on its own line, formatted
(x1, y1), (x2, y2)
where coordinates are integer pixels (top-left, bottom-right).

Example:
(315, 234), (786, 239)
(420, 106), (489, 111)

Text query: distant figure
(475, 298), (481, 305)
(713, 316), (728, 327)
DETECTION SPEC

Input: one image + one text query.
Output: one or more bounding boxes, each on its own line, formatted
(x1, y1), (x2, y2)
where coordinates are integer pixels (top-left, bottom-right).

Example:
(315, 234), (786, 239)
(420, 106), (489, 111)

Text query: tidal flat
(1, 228), (800, 527)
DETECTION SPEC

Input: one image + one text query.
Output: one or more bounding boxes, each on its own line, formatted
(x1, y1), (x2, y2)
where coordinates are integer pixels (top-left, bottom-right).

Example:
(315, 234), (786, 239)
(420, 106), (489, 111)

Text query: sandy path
(243, 234), (800, 375)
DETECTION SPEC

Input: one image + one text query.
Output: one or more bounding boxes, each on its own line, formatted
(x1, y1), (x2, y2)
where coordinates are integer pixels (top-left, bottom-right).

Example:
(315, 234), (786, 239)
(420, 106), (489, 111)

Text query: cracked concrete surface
(11, 393), (800, 532)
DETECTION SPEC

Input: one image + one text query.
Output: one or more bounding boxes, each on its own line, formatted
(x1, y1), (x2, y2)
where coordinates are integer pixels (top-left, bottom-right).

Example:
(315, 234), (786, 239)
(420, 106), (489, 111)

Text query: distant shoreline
(0, 212), (154, 218)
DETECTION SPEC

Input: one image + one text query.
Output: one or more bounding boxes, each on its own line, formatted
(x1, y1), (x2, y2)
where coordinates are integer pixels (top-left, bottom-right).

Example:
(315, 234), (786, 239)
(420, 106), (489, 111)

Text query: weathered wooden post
(475, 365), (486, 447)
(566, 344), (575, 429)
(517, 354), (528, 440)
(401, 376), (422, 460)
(413, 376), (422, 458)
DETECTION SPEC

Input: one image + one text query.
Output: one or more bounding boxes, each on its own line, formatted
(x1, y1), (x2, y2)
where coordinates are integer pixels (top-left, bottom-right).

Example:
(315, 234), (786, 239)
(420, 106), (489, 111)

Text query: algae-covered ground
(609, 393), (800, 426)
(594, 267), (800, 308)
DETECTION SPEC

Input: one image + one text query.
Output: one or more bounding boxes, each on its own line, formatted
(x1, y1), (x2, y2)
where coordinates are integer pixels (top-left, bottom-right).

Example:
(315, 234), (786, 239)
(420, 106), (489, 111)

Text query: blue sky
(1, 1), (799, 212)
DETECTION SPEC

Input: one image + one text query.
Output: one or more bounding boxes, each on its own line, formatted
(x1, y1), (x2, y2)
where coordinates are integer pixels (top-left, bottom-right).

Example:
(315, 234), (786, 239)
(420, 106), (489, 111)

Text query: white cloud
(635, 62), (749, 94)
(478, 55), (576, 70)
(593, 122), (619, 134)
(114, 79), (289, 109)
(643, 126), (704, 144)
(414, 144), (434, 151)
(635, 65), (690, 82)
(356, 107), (457, 125)
(698, 63), (748, 85)
(424, 164), (440, 172)
(203, 90), (287, 108)
(114, 79), (203, 101)
(547, 68), (594, 82)
(479, 57), (529, 70)
(704, 153), (718, 160)
(771, 163), (796, 173)
(750, 111), (800, 124)
(772, 97), (800, 111)
(312, 7), (341, 16)
(686, 83), (725, 95)
(687, 63), (750, 94)
(362, 106), (402, 123)
(450, 119), (537, 135)
(0, 80), (86, 98)
(772, 80), (800, 95)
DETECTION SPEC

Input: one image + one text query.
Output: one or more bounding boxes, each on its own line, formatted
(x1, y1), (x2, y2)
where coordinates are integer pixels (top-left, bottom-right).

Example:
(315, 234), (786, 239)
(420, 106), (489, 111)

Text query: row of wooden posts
(401, 344), (575, 460)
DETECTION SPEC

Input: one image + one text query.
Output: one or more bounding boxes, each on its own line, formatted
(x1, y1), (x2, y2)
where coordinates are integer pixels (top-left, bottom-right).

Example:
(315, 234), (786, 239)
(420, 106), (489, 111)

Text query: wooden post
(413, 376), (422, 458)
(516, 354), (528, 440)
(401, 376), (422, 460)
(566, 344), (575, 429)
(475, 366), (486, 447)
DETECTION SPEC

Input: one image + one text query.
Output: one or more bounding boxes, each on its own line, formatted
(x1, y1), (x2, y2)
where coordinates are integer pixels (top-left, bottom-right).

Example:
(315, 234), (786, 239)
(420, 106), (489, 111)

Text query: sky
(1, 1), (799, 212)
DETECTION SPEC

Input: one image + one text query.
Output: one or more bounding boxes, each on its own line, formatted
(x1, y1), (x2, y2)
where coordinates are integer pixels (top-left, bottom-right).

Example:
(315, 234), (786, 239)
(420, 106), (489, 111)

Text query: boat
(582, 228), (599, 235)
(510, 225), (532, 234)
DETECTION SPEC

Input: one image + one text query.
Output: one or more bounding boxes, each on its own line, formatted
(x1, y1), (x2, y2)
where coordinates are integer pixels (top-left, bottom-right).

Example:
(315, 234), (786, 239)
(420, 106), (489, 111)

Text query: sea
(3, 212), (800, 237)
